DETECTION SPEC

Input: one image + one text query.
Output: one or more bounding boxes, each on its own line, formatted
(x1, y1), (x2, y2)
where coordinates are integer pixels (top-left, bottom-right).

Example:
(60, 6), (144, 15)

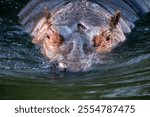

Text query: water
(0, 3), (150, 99)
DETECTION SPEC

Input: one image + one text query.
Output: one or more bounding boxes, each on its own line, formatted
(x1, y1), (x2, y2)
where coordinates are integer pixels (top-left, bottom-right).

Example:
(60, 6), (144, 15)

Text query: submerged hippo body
(18, 0), (150, 72)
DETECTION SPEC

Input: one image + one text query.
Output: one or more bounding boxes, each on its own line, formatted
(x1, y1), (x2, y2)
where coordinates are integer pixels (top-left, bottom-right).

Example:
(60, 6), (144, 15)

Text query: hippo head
(31, 1), (126, 71)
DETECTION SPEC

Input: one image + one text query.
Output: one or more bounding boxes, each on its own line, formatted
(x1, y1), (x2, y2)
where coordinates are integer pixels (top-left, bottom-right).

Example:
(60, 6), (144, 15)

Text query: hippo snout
(68, 33), (88, 57)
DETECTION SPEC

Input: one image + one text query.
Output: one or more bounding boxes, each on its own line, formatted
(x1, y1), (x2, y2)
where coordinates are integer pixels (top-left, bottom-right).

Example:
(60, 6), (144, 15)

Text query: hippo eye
(46, 35), (50, 39)
(45, 32), (64, 46)
(106, 35), (111, 41)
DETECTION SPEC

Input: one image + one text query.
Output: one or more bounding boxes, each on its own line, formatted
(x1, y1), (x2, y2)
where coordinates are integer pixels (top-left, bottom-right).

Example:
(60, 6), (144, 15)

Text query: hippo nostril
(77, 23), (87, 31)
(46, 35), (50, 39)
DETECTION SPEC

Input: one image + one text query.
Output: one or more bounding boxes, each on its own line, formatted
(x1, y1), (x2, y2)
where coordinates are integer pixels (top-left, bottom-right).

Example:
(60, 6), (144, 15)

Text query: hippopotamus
(18, 0), (150, 72)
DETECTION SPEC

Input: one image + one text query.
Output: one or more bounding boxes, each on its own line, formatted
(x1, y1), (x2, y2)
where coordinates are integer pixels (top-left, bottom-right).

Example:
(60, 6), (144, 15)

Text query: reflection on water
(0, 8), (150, 99)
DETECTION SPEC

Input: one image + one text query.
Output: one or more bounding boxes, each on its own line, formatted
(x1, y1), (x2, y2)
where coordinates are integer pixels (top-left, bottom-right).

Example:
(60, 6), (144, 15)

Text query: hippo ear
(31, 7), (52, 46)
(44, 6), (52, 19)
(109, 11), (121, 31)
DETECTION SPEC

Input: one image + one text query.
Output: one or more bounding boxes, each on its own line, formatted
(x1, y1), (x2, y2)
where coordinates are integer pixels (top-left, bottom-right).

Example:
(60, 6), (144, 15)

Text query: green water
(0, 3), (150, 99)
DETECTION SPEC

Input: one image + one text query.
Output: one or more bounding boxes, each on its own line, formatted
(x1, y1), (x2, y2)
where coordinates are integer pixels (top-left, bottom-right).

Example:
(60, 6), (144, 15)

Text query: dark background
(0, 0), (29, 16)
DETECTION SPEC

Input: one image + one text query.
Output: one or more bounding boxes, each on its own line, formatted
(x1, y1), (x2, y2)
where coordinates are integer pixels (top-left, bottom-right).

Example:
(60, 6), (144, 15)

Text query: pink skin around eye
(43, 28), (64, 53)
(93, 30), (113, 53)
(32, 22), (64, 58)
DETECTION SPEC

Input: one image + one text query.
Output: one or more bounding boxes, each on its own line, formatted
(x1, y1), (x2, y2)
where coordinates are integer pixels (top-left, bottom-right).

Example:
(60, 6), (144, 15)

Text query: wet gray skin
(18, 0), (150, 72)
